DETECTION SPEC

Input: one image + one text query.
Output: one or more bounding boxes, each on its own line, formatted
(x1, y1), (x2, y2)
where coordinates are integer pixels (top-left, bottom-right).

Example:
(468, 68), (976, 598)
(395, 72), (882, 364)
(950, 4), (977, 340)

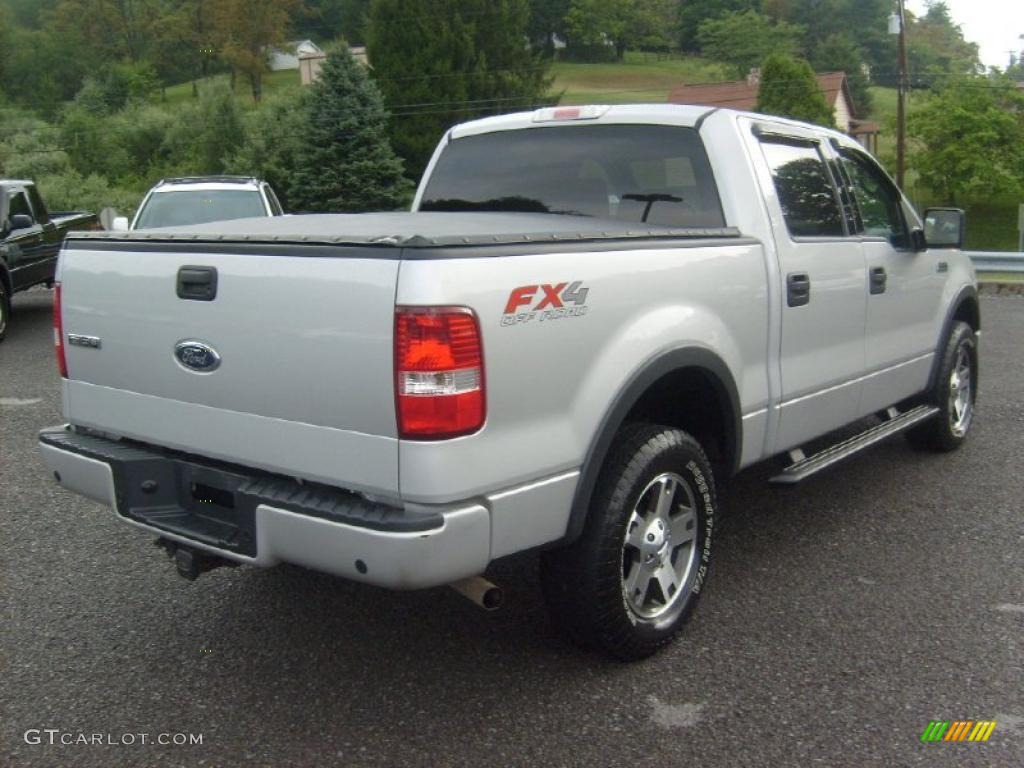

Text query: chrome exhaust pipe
(449, 576), (503, 611)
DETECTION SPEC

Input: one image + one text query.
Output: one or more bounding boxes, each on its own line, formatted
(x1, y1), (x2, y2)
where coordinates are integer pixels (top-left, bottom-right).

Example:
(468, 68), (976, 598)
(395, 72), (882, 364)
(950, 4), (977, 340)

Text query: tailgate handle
(177, 266), (218, 301)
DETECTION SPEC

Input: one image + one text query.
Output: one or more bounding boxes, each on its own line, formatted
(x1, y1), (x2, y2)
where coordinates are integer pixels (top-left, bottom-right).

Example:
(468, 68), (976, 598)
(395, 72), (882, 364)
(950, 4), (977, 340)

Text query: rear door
(834, 145), (940, 413)
(752, 128), (868, 451)
(59, 240), (402, 496)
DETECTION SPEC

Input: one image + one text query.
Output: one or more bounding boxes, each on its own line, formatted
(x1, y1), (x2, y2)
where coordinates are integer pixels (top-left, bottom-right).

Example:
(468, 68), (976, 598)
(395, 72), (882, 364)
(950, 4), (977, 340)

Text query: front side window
(135, 190), (267, 230)
(420, 124), (726, 229)
(760, 140), (845, 238)
(839, 149), (909, 248)
(7, 191), (33, 221)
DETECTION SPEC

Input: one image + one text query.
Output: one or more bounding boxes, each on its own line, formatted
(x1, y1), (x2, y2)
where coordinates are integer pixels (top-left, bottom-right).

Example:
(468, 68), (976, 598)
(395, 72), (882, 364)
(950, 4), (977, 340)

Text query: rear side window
(420, 125), (726, 229)
(760, 140), (844, 238)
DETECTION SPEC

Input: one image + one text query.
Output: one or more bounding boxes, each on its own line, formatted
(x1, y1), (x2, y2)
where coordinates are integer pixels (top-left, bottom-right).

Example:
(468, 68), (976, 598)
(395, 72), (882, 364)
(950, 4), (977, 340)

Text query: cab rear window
(420, 125), (726, 229)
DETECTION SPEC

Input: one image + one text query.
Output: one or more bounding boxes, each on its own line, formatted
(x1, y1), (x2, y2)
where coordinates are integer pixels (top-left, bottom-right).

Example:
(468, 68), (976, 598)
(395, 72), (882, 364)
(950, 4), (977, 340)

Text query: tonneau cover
(65, 211), (741, 248)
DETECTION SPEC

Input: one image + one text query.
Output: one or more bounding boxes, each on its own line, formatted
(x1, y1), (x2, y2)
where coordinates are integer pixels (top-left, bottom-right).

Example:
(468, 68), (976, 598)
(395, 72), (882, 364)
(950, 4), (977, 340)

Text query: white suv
(113, 176), (284, 231)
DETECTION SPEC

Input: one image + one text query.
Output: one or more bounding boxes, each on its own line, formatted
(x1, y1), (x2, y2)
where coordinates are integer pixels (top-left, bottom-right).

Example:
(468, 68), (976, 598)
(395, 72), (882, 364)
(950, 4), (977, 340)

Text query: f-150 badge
(501, 282), (589, 327)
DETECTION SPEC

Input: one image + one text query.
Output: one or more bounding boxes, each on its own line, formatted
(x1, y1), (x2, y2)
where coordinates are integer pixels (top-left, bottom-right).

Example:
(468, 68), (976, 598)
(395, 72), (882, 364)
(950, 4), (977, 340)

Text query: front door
(836, 146), (941, 414)
(4, 187), (48, 290)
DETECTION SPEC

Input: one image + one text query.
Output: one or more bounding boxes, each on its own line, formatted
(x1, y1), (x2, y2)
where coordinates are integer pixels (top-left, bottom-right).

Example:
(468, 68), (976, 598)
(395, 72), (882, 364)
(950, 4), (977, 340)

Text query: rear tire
(0, 280), (9, 342)
(540, 423), (716, 661)
(906, 321), (977, 452)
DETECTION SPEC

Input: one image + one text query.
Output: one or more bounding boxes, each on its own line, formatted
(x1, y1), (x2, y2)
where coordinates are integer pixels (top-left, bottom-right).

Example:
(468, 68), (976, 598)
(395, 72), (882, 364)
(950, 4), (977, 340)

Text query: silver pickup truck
(39, 105), (978, 659)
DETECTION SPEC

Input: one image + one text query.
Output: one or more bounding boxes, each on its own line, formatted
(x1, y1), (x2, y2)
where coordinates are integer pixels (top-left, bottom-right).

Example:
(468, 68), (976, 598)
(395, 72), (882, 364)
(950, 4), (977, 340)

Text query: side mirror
(111, 216), (130, 232)
(923, 207), (965, 250)
(9, 213), (35, 231)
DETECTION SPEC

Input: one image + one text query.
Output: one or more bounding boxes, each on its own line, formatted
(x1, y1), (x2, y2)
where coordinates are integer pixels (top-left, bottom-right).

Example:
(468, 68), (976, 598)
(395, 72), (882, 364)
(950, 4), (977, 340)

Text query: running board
(769, 405), (940, 484)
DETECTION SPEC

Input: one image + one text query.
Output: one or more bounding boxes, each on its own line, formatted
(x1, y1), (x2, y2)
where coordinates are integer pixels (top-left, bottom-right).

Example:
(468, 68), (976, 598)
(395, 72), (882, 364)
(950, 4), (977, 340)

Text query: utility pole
(895, 0), (909, 188)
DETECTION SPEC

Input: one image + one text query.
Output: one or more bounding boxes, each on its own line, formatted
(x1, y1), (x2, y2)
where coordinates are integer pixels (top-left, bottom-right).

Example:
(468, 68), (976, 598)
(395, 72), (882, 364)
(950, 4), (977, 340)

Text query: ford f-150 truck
(39, 105), (978, 660)
(0, 180), (98, 341)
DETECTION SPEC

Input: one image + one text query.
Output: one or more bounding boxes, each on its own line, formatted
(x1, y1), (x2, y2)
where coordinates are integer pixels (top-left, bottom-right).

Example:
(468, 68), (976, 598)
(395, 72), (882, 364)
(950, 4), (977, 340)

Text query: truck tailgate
(58, 241), (400, 496)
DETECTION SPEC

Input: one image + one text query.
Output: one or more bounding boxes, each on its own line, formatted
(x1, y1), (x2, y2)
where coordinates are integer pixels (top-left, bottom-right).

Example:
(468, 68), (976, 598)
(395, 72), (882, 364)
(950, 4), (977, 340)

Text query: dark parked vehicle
(0, 180), (98, 341)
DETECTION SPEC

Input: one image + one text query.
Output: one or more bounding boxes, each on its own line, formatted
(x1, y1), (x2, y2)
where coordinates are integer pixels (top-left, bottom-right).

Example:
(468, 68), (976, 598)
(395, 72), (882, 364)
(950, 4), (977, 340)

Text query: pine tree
(755, 53), (835, 128)
(367, 0), (551, 179)
(289, 45), (411, 212)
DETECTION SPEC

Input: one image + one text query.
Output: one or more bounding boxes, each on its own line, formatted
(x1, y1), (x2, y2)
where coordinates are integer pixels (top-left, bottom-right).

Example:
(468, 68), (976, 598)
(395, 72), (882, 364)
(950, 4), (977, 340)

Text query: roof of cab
(449, 104), (716, 140)
(447, 103), (859, 149)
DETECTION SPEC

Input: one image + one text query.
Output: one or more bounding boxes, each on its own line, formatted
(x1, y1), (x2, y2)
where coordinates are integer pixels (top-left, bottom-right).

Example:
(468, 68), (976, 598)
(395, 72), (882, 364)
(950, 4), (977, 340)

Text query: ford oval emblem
(174, 340), (221, 372)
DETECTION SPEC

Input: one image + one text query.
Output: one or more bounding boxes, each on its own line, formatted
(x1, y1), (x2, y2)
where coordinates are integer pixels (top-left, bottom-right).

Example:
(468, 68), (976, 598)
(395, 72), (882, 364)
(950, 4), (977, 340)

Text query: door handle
(177, 265), (218, 301)
(786, 272), (811, 307)
(869, 266), (887, 295)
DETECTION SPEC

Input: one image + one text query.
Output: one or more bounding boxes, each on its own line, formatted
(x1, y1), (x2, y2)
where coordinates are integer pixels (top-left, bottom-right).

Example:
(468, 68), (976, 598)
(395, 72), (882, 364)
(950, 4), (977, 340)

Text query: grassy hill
(161, 53), (734, 110)
(551, 53), (733, 104)
(161, 69), (299, 108)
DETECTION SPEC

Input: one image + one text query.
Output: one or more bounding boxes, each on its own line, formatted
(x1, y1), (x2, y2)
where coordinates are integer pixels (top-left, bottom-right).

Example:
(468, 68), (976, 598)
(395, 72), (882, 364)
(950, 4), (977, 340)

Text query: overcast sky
(906, 0), (1024, 69)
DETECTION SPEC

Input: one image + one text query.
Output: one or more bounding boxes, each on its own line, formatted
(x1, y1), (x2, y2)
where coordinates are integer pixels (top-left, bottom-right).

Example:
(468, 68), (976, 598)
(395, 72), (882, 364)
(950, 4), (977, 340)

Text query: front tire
(906, 321), (977, 452)
(540, 424), (716, 661)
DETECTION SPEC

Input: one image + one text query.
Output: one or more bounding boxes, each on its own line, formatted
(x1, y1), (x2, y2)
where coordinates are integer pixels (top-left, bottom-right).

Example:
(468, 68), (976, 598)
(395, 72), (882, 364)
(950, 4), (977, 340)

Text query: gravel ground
(2, 288), (1021, 767)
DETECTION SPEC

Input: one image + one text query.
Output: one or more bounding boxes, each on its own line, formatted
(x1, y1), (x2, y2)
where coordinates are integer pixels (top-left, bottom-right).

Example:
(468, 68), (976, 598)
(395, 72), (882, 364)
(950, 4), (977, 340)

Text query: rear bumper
(38, 426), (490, 589)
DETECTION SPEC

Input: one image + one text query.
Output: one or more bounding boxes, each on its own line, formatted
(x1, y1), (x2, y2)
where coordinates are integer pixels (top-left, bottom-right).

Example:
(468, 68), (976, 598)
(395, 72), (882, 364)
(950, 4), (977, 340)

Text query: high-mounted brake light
(395, 307), (485, 439)
(533, 105), (610, 123)
(53, 282), (68, 378)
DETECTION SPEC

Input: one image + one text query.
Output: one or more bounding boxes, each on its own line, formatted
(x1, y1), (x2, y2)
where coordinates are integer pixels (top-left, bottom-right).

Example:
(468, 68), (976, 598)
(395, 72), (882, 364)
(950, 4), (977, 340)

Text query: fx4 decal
(501, 282), (590, 326)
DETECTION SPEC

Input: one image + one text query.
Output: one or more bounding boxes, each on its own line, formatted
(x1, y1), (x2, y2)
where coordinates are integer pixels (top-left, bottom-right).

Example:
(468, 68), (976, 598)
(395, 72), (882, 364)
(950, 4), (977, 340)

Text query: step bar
(769, 405), (940, 484)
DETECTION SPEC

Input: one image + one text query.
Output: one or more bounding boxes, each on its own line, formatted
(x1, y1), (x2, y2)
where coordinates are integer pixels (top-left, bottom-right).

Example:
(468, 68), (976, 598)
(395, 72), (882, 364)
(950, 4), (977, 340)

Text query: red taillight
(53, 282), (68, 378)
(395, 307), (485, 439)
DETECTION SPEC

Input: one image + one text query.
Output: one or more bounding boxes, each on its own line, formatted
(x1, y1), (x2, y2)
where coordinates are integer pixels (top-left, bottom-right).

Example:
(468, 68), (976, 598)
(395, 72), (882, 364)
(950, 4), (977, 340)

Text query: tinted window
(839, 149), (908, 248)
(8, 191), (33, 220)
(135, 190), (267, 230)
(421, 125), (726, 228)
(761, 141), (844, 238)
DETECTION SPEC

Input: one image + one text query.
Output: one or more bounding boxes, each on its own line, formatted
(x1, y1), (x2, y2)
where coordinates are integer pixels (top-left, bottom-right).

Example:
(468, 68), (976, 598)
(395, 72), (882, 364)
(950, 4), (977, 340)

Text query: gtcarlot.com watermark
(24, 729), (203, 747)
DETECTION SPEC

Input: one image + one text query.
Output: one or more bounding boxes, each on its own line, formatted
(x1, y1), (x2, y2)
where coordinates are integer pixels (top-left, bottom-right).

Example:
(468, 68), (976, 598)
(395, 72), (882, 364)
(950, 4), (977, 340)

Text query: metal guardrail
(966, 251), (1024, 274)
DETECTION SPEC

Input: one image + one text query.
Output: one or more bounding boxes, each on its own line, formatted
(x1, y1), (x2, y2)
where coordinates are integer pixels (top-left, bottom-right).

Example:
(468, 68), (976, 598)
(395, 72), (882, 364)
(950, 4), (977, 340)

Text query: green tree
(772, 0), (895, 86)
(160, 83), (246, 174)
(908, 78), (1024, 204)
(755, 52), (835, 127)
(698, 10), (805, 78)
(295, 0), (371, 44)
(907, 2), (981, 86)
(72, 62), (160, 114)
(289, 45), (410, 211)
(225, 88), (308, 209)
(565, 0), (676, 60)
(811, 33), (871, 116)
(367, 0), (550, 179)
(527, 0), (570, 51)
(678, 0), (757, 53)
(211, 0), (304, 103)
